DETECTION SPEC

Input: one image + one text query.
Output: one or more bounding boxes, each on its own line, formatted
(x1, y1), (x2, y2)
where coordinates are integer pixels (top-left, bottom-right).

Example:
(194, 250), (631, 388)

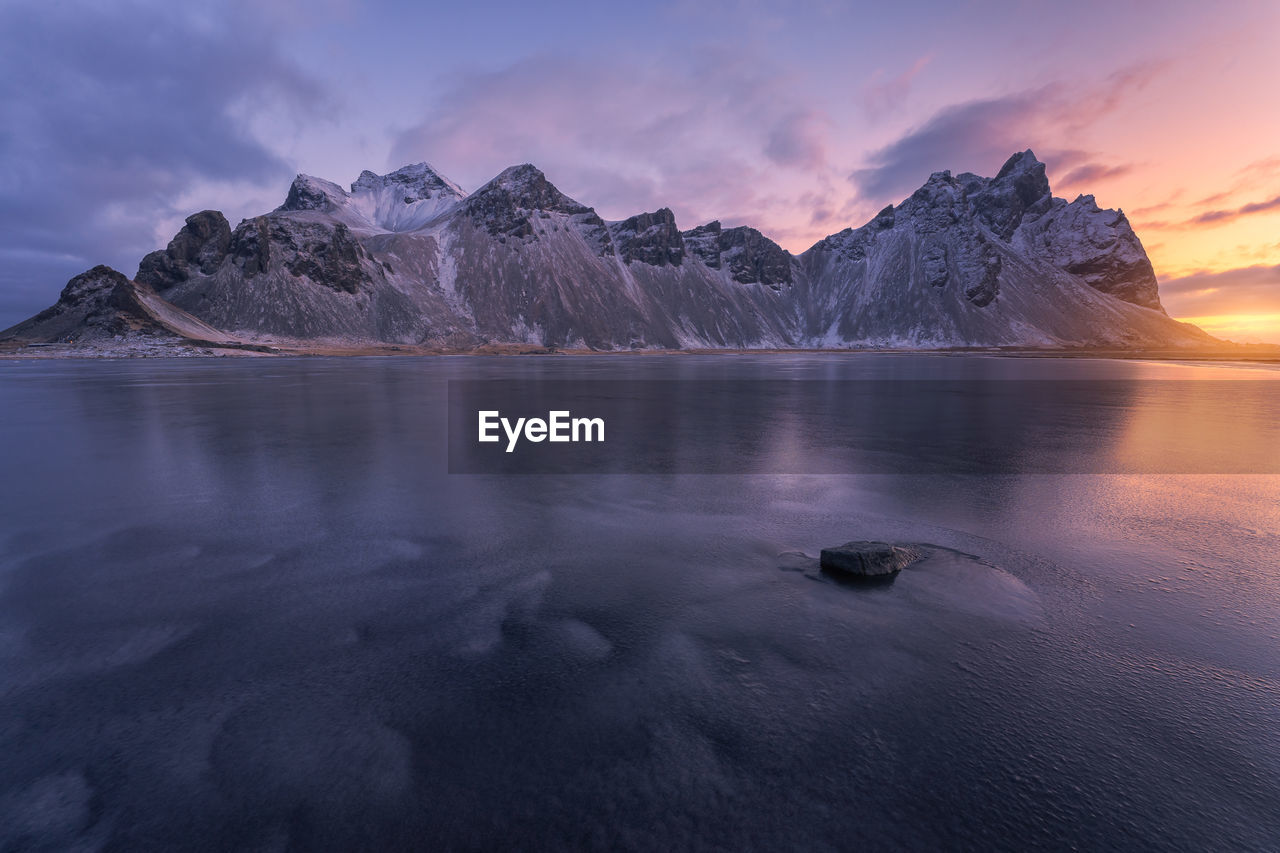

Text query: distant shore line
(2, 339), (1278, 363)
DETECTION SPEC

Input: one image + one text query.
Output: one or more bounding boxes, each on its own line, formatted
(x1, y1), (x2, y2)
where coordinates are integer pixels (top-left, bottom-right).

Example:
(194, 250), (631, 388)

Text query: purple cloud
(860, 56), (931, 120)
(0, 0), (323, 328)
(848, 64), (1162, 203)
(848, 88), (1053, 200)
(387, 52), (838, 246)
(1057, 162), (1132, 190)
(765, 109), (830, 170)
(1189, 195), (1280, 226)
(1160, 264), (1280, 317)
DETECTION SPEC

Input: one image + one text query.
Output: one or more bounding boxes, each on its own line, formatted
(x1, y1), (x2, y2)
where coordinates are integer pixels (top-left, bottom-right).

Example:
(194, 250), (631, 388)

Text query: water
(0, 355), (1278, 851)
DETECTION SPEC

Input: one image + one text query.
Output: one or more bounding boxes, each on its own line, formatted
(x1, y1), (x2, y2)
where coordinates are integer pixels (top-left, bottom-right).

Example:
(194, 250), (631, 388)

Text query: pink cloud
(861, 56), (931, 120)
(389, 52), (841, 250)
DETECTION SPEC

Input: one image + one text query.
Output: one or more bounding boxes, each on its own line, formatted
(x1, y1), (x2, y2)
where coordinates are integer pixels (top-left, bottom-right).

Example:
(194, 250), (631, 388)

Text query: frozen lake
(1, 355), (1278, 850)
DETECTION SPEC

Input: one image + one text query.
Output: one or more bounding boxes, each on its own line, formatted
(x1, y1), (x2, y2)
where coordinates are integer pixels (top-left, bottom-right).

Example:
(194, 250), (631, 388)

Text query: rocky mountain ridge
(2, 150), (1215, 352)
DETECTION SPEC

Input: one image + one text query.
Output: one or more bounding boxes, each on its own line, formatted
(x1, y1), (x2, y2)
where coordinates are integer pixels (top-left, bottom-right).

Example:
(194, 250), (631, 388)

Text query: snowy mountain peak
(463, 164), (594, 236)
(346, 162), (465, 232)
(350, 162), (466, 201)
(278, 174), (350, 213)
(490, 163), (547, 188)
(474, 165), (584, 209)
(995, 149), (1044, 177)
(988, 149), (1052, 209)
(968, 150), (1052, 239)
(10, 146), (1209, 352)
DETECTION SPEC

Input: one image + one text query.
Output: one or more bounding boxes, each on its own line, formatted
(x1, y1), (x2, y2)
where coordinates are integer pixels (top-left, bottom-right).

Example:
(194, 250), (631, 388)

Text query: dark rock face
(57, 265), (135, 308)
(462, 165), (593, 237)
(279, 175), (346, 213)
(136, 210), (232, 290)
(971, 150), (1053, 240)
(5, 265), (162, 342)
(720, 226), (793, 287)
(229, 216), (371, 294)
(904, 171), (963, 233)
(809, 167), (1006, 314)
(1062, 247), (1160, 310)
(922, 243), (948, 288)
(808, 226), (867, 262)
(682, 221), (793, 287)
(282, 223), (369, 295)
(682, 221), (725, 268)
(1020, 195), (1163, 311)
(610, 209), (685, 265)
(819, 542), (923, 577)
(962, 240), (1002, 307)
(229, 217), (273, 276)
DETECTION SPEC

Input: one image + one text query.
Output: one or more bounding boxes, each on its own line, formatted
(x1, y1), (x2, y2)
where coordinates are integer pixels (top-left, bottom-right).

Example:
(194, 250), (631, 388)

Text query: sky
(1, 0), (1277, 340)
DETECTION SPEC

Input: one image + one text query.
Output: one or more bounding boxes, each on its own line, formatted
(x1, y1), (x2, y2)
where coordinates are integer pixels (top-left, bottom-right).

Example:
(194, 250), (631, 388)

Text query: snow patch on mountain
(348, 163), (466, 232)
(5, 150), (1219, 353)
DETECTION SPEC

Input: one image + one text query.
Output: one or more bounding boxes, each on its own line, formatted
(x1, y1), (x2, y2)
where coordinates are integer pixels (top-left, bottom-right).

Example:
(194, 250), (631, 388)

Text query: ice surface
(0, 355), (1277, 849)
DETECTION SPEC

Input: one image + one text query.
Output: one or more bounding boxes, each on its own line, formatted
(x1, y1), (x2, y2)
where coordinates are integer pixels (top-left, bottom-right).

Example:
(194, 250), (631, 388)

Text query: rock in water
(819, 541), (923, 577)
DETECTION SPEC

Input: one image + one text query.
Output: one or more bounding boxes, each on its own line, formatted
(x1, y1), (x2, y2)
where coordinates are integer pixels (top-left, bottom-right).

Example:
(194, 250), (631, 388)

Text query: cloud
(389, 51), (838, 249)
(765, 109), (830, 170)
(1159, 263), (1280, 342)
(1188, 195), (1280, 226)
(1232, 156), (1280, 183)
(848, 88), (1051, 200)
(848, 63), (1162, 203)
(1160, 264), (1280, 316)
(0, 0), (323, 329)
(861, 56), (931, 120)
(1056, 162), (1132, 190)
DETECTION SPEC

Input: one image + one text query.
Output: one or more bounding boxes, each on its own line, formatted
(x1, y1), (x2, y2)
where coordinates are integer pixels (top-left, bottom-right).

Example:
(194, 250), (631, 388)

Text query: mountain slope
(793, 154), (1207, 347)
(3, 151), (1217, 352)
(1, 265), (248, 347)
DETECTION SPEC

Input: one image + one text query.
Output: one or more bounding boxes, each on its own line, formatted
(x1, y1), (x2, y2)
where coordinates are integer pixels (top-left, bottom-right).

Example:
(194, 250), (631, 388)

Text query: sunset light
(4, 2), (1280, 850)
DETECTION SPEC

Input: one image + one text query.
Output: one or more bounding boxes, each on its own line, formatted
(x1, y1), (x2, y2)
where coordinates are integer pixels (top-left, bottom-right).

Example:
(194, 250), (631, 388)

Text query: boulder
(819, 541), (923, 577)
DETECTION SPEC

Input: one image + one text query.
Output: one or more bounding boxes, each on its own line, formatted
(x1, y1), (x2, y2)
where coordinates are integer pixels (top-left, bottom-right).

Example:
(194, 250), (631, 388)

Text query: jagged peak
(61, 264), (131, 298)
(990, 149), (1051, 204)
(466, 164), (591, 217)
(685, 220), (723, 236)
(491, 163), (544, 185)
(995, 149), (1044, 178)
(471, 164), (552, 197)
(278, 173), (349, 213)
(683, 220), (781, 244)
(607, 208), (685, 266)
(351, 162), (465, 200)
(957, 149), (1052, 240)
(1071, 193), (1101, 211)
(614, 207), (678, 230)
(872, 204), (896, 229)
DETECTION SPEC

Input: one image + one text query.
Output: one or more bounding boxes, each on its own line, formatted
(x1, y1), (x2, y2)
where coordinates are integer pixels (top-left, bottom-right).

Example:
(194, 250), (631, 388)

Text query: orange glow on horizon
(1173, 313), (1280, 345)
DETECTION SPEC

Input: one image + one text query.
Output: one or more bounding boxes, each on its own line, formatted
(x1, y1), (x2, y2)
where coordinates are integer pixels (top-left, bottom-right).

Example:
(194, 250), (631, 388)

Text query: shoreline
(2, 338), (1279, 364)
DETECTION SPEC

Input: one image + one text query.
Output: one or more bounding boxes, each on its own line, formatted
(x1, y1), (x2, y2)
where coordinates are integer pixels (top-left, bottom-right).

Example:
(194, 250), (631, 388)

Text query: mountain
(0, 264), (251, 347)
(2, 151), (1216, 353)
